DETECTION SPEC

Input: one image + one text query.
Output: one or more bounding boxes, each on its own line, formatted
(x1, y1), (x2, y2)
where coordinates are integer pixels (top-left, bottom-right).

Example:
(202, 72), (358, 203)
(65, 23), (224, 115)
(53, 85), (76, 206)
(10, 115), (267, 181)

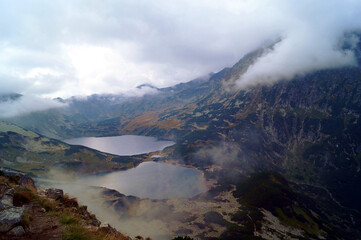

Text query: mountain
(3, 36), (361, 239)
(0, 93), (22, 103)
(3, 74), (212, 139)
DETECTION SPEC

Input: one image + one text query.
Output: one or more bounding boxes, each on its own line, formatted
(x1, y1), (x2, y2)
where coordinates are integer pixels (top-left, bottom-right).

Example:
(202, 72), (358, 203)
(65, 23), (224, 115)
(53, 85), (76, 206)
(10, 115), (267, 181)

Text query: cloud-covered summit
(0, 0), (361, 99)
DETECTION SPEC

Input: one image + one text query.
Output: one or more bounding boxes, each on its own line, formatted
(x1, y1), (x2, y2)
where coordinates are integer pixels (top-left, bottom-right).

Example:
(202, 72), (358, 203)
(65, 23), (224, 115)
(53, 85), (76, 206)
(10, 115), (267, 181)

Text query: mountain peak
(136, 83), (159, 90)
(0, 93), (22, 103)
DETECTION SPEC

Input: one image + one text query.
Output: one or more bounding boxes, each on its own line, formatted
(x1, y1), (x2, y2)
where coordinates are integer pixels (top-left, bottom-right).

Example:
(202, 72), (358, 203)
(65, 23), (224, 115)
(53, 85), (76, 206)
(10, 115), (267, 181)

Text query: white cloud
(236, 0), (361, 88)
(0, 0), (360, 98)
(0, 95), (65, 118)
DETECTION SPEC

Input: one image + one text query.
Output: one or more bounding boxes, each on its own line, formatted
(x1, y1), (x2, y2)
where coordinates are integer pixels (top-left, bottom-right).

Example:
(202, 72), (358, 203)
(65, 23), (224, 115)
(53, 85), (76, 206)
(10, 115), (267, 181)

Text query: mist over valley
(1, 1), (361, 239)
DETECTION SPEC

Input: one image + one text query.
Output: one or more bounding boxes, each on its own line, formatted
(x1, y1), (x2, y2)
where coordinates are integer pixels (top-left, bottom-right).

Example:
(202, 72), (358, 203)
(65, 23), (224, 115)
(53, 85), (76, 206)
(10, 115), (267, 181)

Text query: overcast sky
(1, 0), (361, 99)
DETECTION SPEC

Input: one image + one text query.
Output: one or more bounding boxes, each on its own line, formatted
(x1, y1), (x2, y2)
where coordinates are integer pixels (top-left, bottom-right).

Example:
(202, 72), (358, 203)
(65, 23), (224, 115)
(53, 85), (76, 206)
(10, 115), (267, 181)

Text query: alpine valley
(1, 37), (361, 240)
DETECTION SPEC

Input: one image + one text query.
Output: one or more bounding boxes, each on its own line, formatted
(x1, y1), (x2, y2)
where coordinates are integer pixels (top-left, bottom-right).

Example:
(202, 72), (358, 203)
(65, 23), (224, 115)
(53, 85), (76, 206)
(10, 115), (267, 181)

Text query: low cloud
(41, 167), (205, 240)
(1, 0), (361, 98)
(193, 141), (243, 169)
(235, 0), (361, 88)
(0, 95), (66, 118)
(236, 33), (359, 89)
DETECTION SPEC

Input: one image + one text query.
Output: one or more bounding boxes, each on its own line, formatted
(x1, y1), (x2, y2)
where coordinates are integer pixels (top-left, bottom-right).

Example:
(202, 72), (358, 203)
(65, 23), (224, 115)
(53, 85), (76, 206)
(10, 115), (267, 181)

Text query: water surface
(63, 135), (175, 155)
(76, 161), (207, 199)
(61, 135), (206, 199)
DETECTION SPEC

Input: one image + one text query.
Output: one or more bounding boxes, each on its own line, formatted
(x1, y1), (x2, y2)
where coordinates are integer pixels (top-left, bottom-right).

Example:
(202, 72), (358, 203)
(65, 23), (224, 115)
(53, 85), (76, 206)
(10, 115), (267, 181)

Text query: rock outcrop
(0, 207), (24, 233)
(45, 188), (64, 200)
(0, 180), (25, 236)
(19, 175), (36, 191)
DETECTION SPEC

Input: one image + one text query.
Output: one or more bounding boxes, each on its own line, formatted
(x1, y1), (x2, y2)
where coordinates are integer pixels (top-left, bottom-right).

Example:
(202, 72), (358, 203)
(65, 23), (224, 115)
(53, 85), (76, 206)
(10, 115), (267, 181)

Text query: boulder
(0, 183), (10, 196)
(91, 218), (101, 227)
(7, 225), (25, 236)
(0, 207), (24, 232)
(99, 222), (110, 228)
(100, 222), (118, 234)
(45, 188), (63, 200)
(0, 188), (15, 210)
(0, 195), (13, 209)
(19, 175), (36, 191)
(5, 188), (15, 196)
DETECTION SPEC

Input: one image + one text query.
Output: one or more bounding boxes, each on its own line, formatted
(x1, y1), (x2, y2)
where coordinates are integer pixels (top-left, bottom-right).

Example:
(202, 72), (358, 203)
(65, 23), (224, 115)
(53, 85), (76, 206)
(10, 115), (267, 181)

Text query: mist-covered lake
(61, 135), (207, 199)
(76, 161), (208, 199)
(63, 135), (175, 155)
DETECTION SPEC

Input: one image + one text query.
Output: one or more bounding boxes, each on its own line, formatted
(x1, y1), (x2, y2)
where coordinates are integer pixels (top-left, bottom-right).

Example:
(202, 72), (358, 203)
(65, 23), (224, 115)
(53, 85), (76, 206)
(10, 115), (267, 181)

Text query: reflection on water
(77, 162), (208, 199)
(63, 135), (175, 156)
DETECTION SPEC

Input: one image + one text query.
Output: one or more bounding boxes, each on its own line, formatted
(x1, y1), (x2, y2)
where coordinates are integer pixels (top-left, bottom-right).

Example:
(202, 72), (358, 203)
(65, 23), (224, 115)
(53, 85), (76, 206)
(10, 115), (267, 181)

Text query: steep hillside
(0, 171), (129, 240)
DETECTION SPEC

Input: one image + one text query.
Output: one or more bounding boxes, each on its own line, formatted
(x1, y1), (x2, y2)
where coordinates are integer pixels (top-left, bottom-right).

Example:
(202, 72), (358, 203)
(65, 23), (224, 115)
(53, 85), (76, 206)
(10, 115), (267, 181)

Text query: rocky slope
(0, 171), (130, 240)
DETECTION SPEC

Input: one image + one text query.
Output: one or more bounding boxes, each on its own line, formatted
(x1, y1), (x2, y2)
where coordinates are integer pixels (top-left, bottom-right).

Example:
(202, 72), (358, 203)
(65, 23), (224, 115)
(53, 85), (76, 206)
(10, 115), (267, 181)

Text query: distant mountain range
(1, 35), (361, 239)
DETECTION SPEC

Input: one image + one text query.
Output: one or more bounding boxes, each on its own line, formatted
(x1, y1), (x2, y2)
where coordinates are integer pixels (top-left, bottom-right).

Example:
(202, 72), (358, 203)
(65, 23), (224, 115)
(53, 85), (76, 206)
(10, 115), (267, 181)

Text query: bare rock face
(0, 188), (15, 211)
(99, 222), (118, 234)
(99, 222), (111, 229)
(0, 183), (10, 196)
(91, 218), (101, 227)
(19, 175), (36, 191)
(45, 188), (64, 200)
(0, 206), (24, 232)
(0, 195), (13, 210)
(7, 225), (25, 236)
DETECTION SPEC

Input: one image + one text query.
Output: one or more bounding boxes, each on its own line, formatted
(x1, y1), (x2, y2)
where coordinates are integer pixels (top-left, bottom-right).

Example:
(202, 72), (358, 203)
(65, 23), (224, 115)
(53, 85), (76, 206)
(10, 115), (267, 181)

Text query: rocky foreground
(0, 171), (134, 240)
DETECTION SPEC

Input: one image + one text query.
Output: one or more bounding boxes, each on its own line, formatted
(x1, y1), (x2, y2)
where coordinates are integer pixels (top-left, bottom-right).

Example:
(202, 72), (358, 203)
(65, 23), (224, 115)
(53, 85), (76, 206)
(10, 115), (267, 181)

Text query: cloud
(236, 1), (361, 88)
(0, 0), (361, 98)
(0, 95), (66, 118)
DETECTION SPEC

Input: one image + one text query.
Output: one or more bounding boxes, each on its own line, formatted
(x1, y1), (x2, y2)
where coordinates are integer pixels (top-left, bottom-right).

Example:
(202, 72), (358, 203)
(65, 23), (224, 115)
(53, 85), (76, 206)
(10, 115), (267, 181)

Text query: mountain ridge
(1, 37), (361, 239)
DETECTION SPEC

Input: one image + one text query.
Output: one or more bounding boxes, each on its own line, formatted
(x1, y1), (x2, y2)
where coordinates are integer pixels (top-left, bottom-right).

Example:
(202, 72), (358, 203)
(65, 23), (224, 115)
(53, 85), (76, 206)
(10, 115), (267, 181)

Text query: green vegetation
(60, 214), (78, 225)
(62, 224), (94, 240)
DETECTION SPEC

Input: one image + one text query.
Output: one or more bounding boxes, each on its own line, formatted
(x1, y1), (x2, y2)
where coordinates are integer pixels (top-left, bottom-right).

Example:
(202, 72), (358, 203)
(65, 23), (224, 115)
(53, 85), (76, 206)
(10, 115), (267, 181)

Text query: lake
(61, 135), (207, 199)
(63, 135), (175, 155)
(76, 161), (208, 199)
